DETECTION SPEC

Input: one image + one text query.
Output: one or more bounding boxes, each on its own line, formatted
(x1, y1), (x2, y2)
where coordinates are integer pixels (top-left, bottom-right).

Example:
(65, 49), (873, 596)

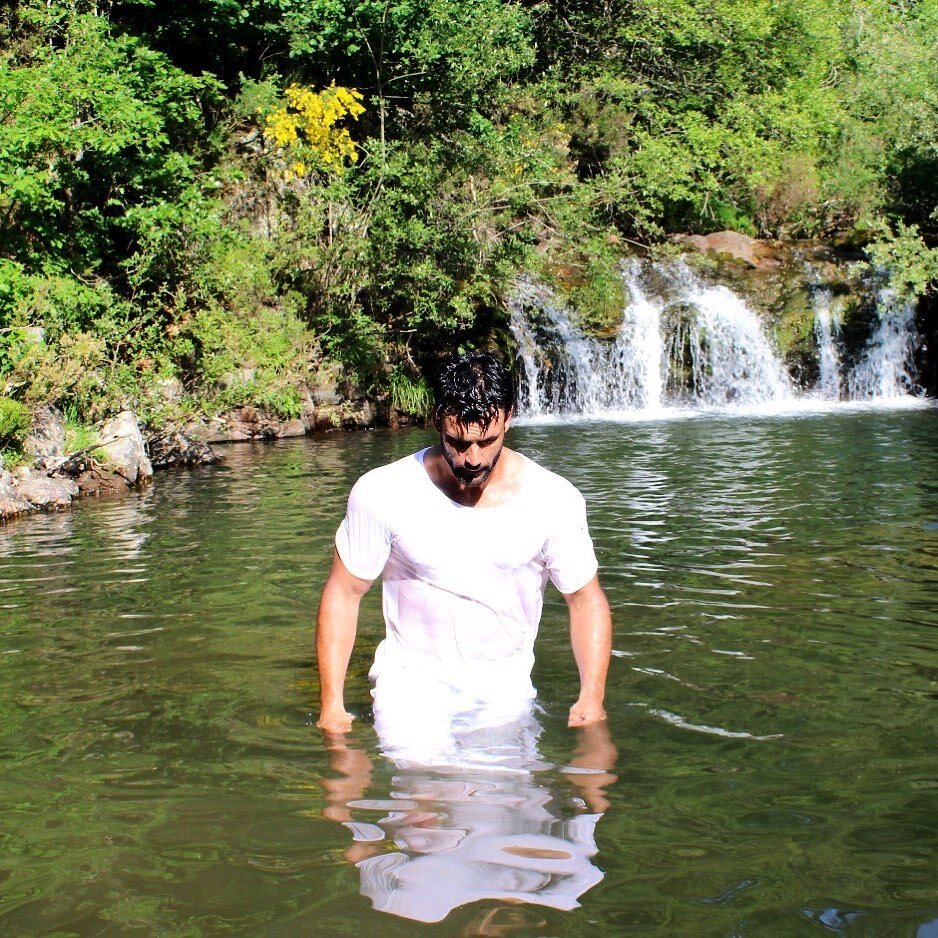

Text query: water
(812, 288), (843, 400)
(510, 259), (921, 416)
(2, 409), (937, 935)
(848, 286), (920, 400)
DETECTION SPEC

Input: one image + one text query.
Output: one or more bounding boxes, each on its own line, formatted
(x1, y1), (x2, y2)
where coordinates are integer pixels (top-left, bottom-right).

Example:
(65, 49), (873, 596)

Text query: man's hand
(568, 696), (607, 726)
(316, 707), (355, 734)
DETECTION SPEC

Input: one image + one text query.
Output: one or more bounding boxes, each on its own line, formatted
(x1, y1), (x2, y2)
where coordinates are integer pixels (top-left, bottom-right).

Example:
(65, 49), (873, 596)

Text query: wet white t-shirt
(335, 447), (598, 749)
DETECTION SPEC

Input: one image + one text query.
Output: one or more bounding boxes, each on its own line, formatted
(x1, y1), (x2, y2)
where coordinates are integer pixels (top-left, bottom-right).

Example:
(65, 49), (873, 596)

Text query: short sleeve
(543, 489), (598, 594)
(335, 475), (392, 581)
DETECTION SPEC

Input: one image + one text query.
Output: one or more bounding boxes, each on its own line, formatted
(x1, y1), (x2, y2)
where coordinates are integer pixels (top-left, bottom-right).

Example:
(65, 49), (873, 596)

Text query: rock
(219, 368), (256, 389)
(98, 411), (153, 486)
(51, 450), (94, 480)
(310, 403), (344, 431)
(300, 386), (317, 432)
(313, 402), (369, 431)
(309, 365), (344, 407)
(13, 465), (31, 483)
(185, 407), (310, 443)
(17, 475), (78, 510)
(0, 474), (33, 521)
(147, 430), (221, 468)
(278, 417), (307, 438)
(75, 466), (129, 498)
(156, 377), (184, 403)
(183, 416), (230, 444)
(676, 231), (780, 270)
(344, 399), (373, 429)
(23, 405), (66, 466)
(220, 406), (264, 441)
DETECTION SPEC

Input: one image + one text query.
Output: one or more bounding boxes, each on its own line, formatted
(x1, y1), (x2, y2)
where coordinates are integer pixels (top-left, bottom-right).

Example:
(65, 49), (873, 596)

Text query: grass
(389, 369), (432, 419)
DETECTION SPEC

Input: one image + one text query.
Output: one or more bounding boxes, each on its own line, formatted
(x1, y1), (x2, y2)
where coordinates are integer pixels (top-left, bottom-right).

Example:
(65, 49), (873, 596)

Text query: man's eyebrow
(447, 432), (499, 443)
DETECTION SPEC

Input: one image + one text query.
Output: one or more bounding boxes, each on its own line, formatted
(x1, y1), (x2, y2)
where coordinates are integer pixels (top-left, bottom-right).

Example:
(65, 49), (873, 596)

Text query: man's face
(438, 410), (511, 487)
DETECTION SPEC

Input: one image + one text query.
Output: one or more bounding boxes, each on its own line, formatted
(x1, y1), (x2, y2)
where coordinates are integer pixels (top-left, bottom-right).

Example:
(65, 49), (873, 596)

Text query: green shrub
(0, 397), (30, 446)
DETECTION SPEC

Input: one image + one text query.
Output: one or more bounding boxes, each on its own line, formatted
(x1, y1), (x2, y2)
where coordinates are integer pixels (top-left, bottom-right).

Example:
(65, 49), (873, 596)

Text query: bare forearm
(571, 604), (611, 701)
(316, 584), (360, 715)
(567, 579), (612, 723)
(315, 552), (373, 734)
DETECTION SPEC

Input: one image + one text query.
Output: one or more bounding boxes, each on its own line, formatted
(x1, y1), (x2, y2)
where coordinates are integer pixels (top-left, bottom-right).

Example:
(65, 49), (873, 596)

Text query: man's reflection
(322, 711), (617, 925)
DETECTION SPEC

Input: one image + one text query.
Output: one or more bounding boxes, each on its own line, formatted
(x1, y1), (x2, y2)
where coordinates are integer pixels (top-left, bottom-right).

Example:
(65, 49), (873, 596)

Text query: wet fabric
(335, 447), (598, 760)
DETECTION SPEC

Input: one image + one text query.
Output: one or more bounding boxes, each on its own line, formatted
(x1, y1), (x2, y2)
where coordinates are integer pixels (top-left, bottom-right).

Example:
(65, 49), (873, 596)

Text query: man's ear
(504, 408), (513, 431)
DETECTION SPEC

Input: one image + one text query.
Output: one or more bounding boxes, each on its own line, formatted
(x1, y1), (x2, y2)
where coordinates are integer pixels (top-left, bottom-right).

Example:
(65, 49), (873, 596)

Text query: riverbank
(0, 386), (416, 525)
(2, 232), (934, 527)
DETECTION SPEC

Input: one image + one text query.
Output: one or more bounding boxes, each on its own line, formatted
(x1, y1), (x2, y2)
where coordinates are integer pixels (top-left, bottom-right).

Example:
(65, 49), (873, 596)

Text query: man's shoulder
(519, 453), (586, 505)
(351, 449), (427, 498)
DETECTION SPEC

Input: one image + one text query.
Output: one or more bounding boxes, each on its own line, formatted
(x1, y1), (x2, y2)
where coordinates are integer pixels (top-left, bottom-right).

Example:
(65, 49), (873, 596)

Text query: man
(316, 351), (611, 752)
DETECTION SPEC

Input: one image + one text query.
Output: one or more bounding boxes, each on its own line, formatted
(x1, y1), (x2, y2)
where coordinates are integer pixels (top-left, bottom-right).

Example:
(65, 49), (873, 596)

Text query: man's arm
(563, 574), (612, 727)
(316, 549), (374, 733)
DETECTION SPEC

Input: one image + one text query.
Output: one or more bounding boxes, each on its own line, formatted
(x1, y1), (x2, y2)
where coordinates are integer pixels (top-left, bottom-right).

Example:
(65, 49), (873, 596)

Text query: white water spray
(508, 258), (922, 418)
(812, 288), (843, 400)
(673, 262), (792, 406)
(847, 286), (919, 400)
(610, 260), (666, 410)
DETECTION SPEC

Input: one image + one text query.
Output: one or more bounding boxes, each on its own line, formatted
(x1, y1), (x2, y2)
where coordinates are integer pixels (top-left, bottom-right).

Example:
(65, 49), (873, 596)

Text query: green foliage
(860, 222), (938, 301)
(0, 5), (220, 276)
(0, 0), (934, 426)
(0, 397), (30, 446)
(64, 423), (99, 455)
(389, 368), (432, 418)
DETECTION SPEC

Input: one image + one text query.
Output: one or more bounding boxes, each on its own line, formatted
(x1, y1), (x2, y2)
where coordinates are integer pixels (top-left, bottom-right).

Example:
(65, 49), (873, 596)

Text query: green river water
(1, 406), (937, 936)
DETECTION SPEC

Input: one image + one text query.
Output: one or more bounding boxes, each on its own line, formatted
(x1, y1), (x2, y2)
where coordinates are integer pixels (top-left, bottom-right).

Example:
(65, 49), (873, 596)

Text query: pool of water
(1, 408), (937, 935)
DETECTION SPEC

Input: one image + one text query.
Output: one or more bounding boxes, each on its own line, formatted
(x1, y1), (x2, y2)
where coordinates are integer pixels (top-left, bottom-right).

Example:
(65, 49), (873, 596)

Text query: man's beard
(443, 443), (503, 487)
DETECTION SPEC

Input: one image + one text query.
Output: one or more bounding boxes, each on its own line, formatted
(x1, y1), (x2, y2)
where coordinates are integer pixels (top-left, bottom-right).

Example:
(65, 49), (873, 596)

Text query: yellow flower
(263, 83), (365, 173)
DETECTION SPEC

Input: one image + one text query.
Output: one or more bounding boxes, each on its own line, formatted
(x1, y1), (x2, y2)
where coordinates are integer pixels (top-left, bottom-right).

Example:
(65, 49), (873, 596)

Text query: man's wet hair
(431, 352), (516, 427)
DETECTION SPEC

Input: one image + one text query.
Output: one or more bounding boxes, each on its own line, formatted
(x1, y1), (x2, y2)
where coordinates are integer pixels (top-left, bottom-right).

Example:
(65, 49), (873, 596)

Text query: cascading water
(812, 288), (843, 400)
(508, 257), (922, 418)
(508, 267), (666, 414)
(673, 262), (792, 406)
(508, 278), (610, 416)
(847, 285), (919, 399)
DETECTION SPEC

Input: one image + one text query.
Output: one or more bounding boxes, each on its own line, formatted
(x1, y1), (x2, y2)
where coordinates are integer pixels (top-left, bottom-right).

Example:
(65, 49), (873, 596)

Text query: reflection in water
(2, 415), (937, 934)
(323, 714), (617, 925)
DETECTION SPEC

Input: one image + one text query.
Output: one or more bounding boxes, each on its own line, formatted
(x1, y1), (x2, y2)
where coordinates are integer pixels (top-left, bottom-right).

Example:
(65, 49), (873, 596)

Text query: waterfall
(508, 277), (609, 415)
(847, 286), (919, 400)
(510, 258), (793, 415)
(673, 261), (792, 406)
(508, 257), (923, 418)
(508, 268), (666, 414)
(812, 288), (843, 400)
(612, 260), (666, 410)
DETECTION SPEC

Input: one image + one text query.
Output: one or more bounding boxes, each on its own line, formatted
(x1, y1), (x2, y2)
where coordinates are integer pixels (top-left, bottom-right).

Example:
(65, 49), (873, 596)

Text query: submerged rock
(73, 465), (132, 498)
(17, 475), (78, 510)
(147, 430), (221, 468)
(98, 412), (153, 486)
(0, 472), (32, 521)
